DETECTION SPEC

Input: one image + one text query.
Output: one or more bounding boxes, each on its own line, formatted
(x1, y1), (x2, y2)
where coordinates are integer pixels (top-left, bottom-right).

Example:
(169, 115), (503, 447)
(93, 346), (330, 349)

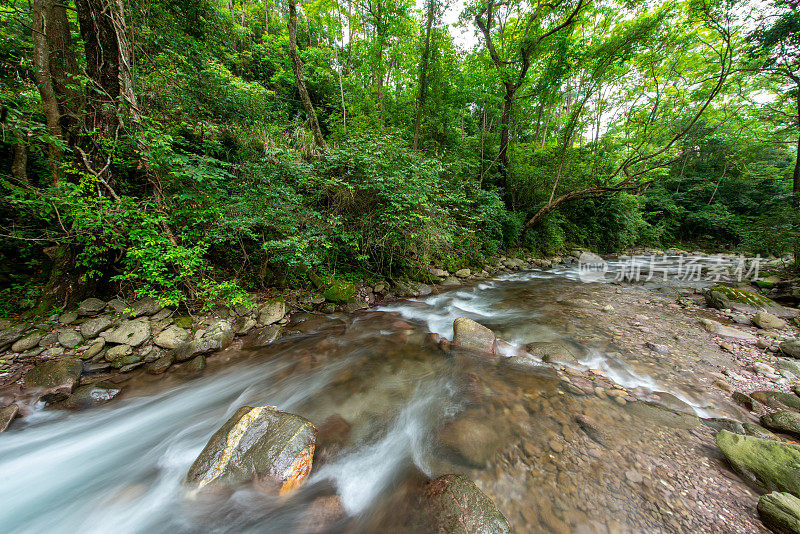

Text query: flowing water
(0, 256), (767, 533)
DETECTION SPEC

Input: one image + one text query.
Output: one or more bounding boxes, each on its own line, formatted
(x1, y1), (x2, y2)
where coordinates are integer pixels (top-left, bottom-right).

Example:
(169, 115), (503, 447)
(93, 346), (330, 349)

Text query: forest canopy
(0, 0), (798, 313)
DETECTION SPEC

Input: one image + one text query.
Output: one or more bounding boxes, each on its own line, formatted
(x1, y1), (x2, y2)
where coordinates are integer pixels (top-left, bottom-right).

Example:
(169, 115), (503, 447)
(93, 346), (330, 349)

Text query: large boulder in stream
(185, 405), (317, 494)
(716, 430), (800, 496)
(758, 492), (800, 534)
(452, 317), (496, 355)
(415, 474), (511, 533)
(705, 285), (794, 317)
(24, 358), (83, 402)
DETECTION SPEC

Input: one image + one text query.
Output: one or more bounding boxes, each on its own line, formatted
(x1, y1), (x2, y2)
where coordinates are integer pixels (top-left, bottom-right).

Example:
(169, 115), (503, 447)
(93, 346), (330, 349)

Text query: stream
(0, 256), (767, 533)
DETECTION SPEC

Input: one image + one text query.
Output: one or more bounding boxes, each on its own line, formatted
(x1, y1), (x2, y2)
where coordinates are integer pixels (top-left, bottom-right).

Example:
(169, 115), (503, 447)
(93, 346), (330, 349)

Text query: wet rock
(233, 316), (257, 335)
(127, 297), (162, 317)
(111, 353), (144, 369)
(454, 269), (471, 278)
(0, 404), (19, 432)
(57, 329), (84, 349)
(416, 283), (432, 296)
(145, 353), (175, 374)
(533, 342), (580, 365)
(452, 317), (496, 355)
(575, 414), (611, 446)
(314, 414), (351, 465)
(716, 430), (800, 495)
(241, 325), (282, 350)
(752, 391), (800, 412)
(732, 391), (760, 411)
(63, 382), (121, 409)
(105, 344), (133, 361)
(24, 358), (83, 402)
(781, 340), (800, 359)
(754, 362), (777, 376)
(415, 474), (510, 533)
(185, 405), (317, 494)
(754, 312), (788, 330)
(393, 280), (420, 297)
(258, 297), (286, 325)
(78, 297), (106, 316)
(700, 319), (757, 341)
(743, 423), (780, 440)
(323, 282), (356, 304)
(11, 331), (43, 353)
(298, 494), (346, 533)
(439, 417), (499, 467)
(625, 400), (699, 429)
(153, 325), (190, 349)
(758, 492), (800, 534)
(776, 359), (800, 378)
(429, 267), (448, 277)
(183, 355), (207, 373)
(762, 412), (800, 437)
(105, 320), (151, 347)
(645, 342), (670, 354)
(441, 276), (461, 286)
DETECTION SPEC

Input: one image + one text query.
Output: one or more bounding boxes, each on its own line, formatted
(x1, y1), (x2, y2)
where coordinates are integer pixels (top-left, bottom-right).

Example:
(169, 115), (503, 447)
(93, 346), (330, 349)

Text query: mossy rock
(716, 430), (800, 496)
(323, 281), (356, 304)
(705, 285), (791, 317)
(759, 492), (800, 534)
(762, 412), (800, 438)
(417, 474), (511, 533)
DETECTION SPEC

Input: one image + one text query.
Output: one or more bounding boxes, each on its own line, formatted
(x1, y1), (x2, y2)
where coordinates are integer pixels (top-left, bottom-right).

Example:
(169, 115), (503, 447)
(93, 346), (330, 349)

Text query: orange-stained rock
(185, 405), (317, 494)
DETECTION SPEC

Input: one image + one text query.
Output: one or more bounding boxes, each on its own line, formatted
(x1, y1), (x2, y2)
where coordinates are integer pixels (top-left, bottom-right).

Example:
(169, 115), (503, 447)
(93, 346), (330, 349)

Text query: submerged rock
(716, 430), (800, 495)
(758, 492), (800, 534)
(452, 317), (496, 355)
(63, 382), (121, 410)
(416, 474), (510, 533)
(24, 358), (83, 402)
(439, 417), (499, 467)
(700, 319), (757, 341)
(0, 404), (19, 432)
(185, 405), (316, 494)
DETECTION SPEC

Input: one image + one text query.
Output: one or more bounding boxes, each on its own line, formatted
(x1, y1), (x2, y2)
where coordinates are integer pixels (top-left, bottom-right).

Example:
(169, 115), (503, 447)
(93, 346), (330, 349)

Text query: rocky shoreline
(4, 248), (800, 531)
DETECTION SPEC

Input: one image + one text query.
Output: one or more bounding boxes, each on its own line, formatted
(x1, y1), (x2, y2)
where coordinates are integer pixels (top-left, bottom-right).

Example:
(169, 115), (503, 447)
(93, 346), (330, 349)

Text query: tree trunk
(75, 0), (136, 188)
(497, 82), (514, 189)
(11, 131), (28, 186)
(412, 0), (434, 151)
(287, 0), (326, 150)
(47, 0), (82, 144)
(794, 91), (800, 205)
(32, 0), (63, 185)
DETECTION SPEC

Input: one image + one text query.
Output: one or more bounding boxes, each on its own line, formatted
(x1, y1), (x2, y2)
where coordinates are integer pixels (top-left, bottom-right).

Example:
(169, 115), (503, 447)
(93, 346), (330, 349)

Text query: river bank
(2, 251), (800, 532)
